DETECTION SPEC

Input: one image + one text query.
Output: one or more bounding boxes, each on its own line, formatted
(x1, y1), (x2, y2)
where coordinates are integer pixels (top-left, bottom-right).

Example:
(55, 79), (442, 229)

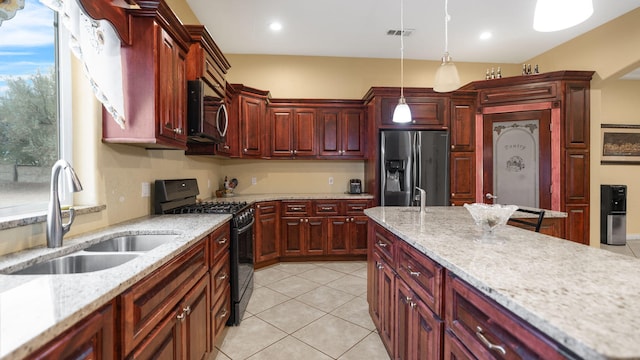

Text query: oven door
(235, 217), (255, 289)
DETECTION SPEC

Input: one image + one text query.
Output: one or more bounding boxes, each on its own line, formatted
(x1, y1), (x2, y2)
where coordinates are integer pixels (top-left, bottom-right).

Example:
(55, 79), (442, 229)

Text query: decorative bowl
(464, 203), (518, 237)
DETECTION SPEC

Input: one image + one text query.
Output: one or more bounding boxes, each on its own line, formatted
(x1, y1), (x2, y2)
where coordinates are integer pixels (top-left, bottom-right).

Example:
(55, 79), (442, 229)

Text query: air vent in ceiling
(387, 29), (413, 36)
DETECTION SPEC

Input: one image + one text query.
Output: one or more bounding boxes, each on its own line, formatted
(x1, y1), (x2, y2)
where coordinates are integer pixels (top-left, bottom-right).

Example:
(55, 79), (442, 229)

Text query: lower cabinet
(254, 201), (280, 264)
(395, 279), (443, 360)
(27, 301), (116, 360)
(129, 274), (209, 360)
(281, 216), (327, 256)
(254, 199), (372, 266)
(368, 221), (573, 360)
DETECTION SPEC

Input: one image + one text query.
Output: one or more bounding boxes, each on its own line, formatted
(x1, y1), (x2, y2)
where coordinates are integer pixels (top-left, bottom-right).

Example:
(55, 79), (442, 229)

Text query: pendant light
(392, 0), (412, 123)
(533, 0), (593, 32)
(433, 0), (460, 93)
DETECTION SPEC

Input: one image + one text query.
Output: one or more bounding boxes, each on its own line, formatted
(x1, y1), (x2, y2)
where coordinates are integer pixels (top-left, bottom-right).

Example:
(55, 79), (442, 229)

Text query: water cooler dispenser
(600, 185), (627, 245)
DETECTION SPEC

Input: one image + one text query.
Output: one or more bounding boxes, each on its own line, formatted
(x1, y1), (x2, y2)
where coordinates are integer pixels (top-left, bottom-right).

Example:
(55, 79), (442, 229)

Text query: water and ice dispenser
(600, 185), (627, 245)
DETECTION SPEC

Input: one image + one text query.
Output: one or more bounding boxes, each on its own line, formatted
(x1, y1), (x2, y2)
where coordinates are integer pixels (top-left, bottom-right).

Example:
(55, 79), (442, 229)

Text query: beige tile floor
(214, 261), (391, 360)
(600, 239), (640, 258)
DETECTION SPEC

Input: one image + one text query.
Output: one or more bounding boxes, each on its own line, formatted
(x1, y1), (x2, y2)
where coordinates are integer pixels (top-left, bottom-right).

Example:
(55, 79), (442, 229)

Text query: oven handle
(235, 217), (255, 234)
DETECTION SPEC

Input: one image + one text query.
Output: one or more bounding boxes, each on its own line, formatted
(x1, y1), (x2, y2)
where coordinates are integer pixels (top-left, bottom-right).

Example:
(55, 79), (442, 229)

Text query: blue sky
(0, 0), (55, 95)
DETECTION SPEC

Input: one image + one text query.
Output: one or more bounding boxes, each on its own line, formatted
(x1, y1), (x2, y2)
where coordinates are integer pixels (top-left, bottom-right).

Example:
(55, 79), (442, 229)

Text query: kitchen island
(365, 206), (640, 360)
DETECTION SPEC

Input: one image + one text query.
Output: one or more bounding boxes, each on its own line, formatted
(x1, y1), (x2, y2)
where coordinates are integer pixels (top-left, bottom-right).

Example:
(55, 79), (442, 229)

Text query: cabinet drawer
(212, 285), (231, 336)
(281, 201), (311, 216)
(397, 241), (443, 316)
(314, 201), (340, 216)
(344, 200), (369, 215)
(256, 201), (278, 214)
(211, 251), (230, 304)
(209, 222), (231, 265)
(372, 225), (395, 265)
(120, 240), (208, 356)
(445, 272), (569, 360)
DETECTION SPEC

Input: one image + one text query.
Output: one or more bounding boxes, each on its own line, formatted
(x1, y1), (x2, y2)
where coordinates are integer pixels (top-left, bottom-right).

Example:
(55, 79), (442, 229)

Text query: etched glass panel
(493, 120), (539, 207)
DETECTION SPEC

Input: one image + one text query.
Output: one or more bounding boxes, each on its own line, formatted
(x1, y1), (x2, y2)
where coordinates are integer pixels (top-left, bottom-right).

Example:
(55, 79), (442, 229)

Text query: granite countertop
(207, 192), (374, 203)
(0, 214), (231, 360)
(365, 206), (640, 360)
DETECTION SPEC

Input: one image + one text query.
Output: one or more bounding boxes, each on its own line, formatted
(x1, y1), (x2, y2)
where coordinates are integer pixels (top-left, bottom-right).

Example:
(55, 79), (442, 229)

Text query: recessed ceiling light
(269, 22), (282, 31)
(479, 31), (492, 40)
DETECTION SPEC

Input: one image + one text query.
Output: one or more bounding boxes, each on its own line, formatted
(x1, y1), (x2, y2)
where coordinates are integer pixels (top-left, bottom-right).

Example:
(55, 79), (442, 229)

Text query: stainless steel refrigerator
(380, 130), (449, 206)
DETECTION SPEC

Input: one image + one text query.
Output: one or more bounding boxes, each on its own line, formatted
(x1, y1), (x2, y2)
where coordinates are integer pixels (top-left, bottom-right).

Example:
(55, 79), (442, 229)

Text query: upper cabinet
(102, 2), (191, 150)
(184, 25), (230, 99)
(269, 105), (317, 158)
(318, 105), (366, 159)
(226, 84), (271, 158)
(365, 87), (449, 129)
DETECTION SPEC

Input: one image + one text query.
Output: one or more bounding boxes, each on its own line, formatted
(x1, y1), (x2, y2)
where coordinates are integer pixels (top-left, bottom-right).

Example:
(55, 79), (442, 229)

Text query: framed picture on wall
(601, 124), (640, 164)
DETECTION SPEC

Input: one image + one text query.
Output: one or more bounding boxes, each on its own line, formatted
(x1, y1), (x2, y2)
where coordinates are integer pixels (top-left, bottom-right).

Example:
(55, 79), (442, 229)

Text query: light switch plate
(329, 177), (334, 185)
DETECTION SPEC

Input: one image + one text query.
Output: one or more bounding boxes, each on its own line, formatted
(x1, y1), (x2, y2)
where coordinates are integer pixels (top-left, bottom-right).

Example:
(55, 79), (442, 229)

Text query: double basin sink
(10, 234), (177, 275)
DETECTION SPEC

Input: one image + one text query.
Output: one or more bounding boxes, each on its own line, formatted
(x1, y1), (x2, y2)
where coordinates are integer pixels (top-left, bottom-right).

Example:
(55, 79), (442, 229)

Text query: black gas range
(154, 178), (254, 326)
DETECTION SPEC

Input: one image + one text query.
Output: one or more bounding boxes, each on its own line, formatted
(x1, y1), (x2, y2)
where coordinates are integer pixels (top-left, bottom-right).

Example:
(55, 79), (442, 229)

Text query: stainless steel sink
(84, 234), (177, 252)
(10, 253), (139, 275)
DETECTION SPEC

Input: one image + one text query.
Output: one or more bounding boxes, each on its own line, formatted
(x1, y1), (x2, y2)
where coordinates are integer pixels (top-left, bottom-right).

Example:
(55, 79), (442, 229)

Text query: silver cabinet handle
(376, 261), (383, 270)
(223, 145), (230, 150)
(243, 148), (248, 153)
(407, 265), (421, 277)
(219, 309), (228, 319)
(485, 193), (498, 200)
(320, 206), (333, 210)
(183, 306), (191, 316)
(351, 206), (364, 210)
(475, 326), (506, 356)
(377, 242), (388, 248)
(217, 237), (228, 244)
(218, 272), (228, 281)
(177, 312), (185, 321)
(291, 207), (303, 211)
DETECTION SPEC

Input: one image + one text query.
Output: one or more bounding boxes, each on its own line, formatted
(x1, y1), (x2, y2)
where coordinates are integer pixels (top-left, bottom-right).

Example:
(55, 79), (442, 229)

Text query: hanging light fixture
(433, 0), (460, 93)
(533, 0), (593, 32)
(392, 0), (412, 124)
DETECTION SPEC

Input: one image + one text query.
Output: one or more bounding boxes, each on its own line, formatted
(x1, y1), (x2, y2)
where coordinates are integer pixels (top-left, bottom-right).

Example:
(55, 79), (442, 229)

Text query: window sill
(0, 205), (107, 231)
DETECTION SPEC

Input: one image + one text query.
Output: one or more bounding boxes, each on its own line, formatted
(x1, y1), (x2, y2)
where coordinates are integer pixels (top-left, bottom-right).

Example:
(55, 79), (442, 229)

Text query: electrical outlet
(251, 177), (257, 185)
(141, 182), (150, 197)
(207, 179), (211, 189)
(328, 176), (334, 185)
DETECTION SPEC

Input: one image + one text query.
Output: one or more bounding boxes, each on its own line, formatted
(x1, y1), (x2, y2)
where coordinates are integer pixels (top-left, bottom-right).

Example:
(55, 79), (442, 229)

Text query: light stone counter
(206, 192), (374, 203)
(365, 206), (640, 360)
(0, 214), (231, 360)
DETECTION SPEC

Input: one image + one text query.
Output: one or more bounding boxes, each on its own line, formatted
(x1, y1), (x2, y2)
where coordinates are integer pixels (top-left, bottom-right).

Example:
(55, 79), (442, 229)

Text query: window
(0, 0), (71, 217)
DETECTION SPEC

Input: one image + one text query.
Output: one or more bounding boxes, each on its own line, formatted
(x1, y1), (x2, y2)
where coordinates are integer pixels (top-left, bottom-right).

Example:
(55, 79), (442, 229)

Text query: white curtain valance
(41, 0), (126, 129)
(0, 0), (25, 25)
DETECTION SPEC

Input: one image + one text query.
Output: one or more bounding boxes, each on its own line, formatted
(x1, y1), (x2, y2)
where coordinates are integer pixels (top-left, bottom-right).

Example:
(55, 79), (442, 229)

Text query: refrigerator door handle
(413, 132), (421, 206)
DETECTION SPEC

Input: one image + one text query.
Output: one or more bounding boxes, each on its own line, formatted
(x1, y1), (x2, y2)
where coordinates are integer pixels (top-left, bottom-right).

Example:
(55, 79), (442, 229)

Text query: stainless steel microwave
(187, 79), (228, 143)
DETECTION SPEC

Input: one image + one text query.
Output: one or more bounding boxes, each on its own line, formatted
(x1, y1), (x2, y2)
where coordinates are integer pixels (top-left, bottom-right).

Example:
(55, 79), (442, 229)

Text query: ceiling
(186, 0), (640, 76)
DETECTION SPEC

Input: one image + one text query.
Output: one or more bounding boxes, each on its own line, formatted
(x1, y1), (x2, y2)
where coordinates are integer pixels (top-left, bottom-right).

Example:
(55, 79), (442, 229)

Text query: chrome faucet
(47, 160), (83, 248)
(415, 187), (427, 213)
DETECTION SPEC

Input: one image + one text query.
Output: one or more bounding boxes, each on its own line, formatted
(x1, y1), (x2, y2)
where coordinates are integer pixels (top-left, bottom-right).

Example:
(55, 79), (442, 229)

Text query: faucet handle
(62, 207), (76, 236)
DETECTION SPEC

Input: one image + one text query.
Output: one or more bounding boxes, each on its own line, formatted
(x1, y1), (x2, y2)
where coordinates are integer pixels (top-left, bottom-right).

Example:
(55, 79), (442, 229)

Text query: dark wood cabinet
(463, 71), (594, 244)
(226, 84), (270, 158)
(379, 93), (449, 128)
(270, 107), (317, 157)
(450, 152), (476, 206)
(208, 223), (231, 351)
(445, 271), (569, 360)
(255, 202), (280, 265)
(102, 4), (191, 150)
(120, 239), (208, 357)
(395, 278), (443, 360)
(281, 216), (327, 256)
(368, 221), (575, 360)
(443, 330), (475, 360)
(317, 107), (366, 158)
(27, 301), (116, 360)
(449, 93), (477, 206)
